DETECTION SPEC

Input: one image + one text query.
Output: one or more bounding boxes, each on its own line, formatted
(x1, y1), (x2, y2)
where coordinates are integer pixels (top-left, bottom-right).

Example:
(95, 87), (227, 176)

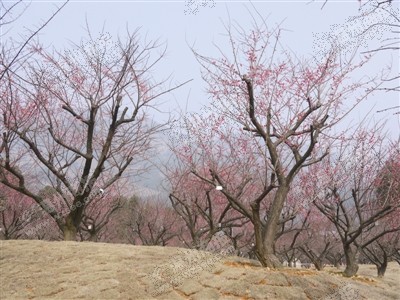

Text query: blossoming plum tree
(0, 184), (41, 239)
(171, 16), (379, 268)
(0, 29), (187, 240)
(166, 162), (250, 250)
(311, 129), (400, 276)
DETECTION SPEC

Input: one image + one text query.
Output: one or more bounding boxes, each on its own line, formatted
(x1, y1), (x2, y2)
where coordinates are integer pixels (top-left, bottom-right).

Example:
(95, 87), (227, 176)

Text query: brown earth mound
(0, 240), (399, 299)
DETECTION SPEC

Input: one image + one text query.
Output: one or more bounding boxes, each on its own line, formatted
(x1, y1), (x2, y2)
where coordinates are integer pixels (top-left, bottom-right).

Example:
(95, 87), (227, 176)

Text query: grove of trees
(0, 0), (398, 279)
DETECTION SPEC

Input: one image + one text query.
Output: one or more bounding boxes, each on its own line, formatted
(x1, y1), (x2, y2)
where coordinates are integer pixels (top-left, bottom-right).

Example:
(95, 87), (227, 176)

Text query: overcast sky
(5, 0), (400, 194)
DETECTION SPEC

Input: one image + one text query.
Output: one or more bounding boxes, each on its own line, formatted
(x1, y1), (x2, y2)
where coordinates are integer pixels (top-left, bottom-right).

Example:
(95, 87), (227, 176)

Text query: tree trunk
(261, 185), (289, 268)
(377, 263), (387, 278)
(252, 205), (268, 267)
(377, 253), (388, 278)
(89, 233), (97, 242)
(343, 244), (359, 277)
(313, 260), (323, 271)
(63, 215), (77, 241)
(62, 200), (85, 241)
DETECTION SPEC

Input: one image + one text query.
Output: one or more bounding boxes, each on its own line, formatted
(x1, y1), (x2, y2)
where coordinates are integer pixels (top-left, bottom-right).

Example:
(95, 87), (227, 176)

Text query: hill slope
(0, 240), (399, 299)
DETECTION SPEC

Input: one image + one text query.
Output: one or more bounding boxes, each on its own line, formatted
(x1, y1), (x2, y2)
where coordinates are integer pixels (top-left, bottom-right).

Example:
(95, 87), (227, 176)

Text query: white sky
(3, 0), (399, 193)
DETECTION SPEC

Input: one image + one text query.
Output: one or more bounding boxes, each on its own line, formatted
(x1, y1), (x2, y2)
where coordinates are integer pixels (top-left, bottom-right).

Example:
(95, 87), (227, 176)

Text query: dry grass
(0, 240), (399, 299)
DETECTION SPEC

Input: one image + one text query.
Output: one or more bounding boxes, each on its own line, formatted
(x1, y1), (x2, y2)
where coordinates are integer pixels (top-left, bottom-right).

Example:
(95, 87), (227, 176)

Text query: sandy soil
(0, 240), (399, 299)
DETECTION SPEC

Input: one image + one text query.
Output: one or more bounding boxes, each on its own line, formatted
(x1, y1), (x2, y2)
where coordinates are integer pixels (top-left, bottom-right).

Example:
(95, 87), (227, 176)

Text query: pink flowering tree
(274, 174), (317, 267)
(77, 183), (126, 242)
(360, 153), (400, 276)
(91, 194), (140, 244)
(165, 160), (250, 251)
(274, 211), (310, 268)
(362, 226), (400, 277)
(310, 129), (400, 277)
(169, 15), (379, 268)
(0, 30), (186, 241)
(126, 198), (180, 246)
(0, 183), (42, 240)
(296, 207), (340, 270)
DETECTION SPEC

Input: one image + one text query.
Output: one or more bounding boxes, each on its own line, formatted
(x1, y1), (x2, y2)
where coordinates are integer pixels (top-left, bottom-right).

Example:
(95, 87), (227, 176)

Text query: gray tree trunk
(63, 216), (78, 241)
(259, 185), (290, 268)
(343, 244), (359, 277)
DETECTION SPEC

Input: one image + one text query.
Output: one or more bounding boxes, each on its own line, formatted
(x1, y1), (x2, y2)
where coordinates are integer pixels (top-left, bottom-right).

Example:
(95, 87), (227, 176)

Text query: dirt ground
(0, 240), (399, 299)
